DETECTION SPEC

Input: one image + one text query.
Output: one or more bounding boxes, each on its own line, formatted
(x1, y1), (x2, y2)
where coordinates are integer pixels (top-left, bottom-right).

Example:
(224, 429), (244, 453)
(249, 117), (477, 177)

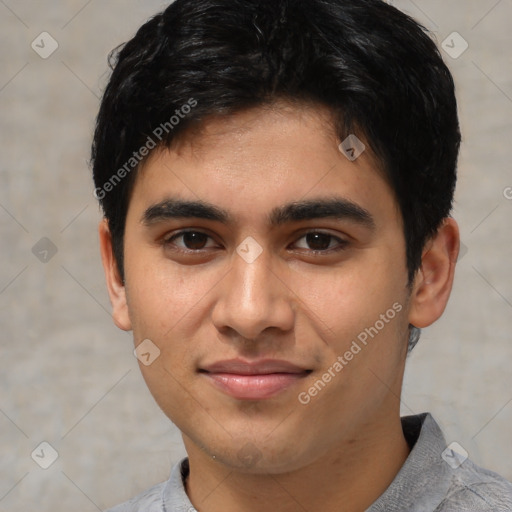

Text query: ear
(98, 219), (132, 331)
(408, 217), (460, 328)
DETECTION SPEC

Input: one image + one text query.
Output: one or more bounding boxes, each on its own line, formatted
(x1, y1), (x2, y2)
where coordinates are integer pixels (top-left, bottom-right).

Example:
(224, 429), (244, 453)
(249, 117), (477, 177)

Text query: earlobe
(408, 217), (460, 329)
(98, 219), (132, 331)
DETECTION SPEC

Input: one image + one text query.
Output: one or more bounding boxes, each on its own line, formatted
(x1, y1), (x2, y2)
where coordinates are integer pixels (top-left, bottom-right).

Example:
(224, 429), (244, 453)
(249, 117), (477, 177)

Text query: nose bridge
(234, 247), (272, 307)
(212, 242), (294, 339)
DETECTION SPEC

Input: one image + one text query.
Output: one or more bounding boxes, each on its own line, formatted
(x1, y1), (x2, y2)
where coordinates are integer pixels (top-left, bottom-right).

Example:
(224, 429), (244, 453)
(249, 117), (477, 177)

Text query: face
(105, 103), (421, 474)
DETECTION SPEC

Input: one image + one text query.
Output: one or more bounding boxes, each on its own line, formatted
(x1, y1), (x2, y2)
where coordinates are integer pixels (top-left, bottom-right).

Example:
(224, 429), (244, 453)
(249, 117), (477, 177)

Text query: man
(91, 0), (512, 510)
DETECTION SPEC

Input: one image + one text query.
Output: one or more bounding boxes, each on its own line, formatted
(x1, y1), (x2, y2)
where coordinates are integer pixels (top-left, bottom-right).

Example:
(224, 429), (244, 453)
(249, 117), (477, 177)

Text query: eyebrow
(141, 197), (375, 230)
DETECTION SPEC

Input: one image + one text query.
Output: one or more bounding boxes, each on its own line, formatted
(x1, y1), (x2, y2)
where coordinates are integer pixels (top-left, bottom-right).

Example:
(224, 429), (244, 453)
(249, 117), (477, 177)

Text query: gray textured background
(0, 1), (511, 510)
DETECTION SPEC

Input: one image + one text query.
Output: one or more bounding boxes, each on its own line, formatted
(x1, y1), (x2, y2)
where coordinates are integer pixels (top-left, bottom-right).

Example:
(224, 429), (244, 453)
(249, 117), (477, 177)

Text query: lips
(200, 359), (311, 400)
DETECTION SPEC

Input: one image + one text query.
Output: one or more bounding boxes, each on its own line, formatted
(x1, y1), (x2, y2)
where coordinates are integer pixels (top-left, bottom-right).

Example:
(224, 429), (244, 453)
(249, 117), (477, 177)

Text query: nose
(211, 242), (296, 342)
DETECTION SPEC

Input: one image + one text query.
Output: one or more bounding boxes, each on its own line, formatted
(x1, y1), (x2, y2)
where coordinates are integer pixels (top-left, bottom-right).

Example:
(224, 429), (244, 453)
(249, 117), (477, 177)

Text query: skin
(99, 102), (459, 512)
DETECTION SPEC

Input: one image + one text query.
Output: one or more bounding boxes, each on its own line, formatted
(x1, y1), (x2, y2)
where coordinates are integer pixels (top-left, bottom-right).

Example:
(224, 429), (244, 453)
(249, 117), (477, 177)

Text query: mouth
(199, 359), (312, 400)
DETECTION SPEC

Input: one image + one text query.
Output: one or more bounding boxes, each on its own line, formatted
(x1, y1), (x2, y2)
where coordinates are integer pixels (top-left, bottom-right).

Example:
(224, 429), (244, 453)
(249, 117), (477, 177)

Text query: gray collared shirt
(106, 413), (512, 511)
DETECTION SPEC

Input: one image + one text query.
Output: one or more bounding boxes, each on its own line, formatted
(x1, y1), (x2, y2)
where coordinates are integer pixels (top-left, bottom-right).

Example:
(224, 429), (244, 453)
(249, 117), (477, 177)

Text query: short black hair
(91, 0), (461, 284)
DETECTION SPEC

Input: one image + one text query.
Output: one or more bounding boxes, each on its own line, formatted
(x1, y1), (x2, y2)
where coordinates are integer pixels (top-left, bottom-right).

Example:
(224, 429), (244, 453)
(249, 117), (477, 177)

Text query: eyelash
(162, 230), (349, 255)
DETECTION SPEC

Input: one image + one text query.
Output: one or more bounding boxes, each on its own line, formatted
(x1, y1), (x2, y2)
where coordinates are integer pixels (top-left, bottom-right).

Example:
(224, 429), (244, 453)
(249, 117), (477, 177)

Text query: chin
(201, 437), (317, 475)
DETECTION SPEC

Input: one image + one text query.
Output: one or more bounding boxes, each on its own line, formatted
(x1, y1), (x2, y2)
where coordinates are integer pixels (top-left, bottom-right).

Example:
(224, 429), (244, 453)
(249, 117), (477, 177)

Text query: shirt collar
(162, 457), (194, 511)
(366, 413), (453, 512)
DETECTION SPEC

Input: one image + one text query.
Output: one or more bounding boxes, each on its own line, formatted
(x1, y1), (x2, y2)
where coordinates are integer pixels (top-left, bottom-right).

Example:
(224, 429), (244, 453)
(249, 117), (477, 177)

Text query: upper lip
(200, 359), (309, 375)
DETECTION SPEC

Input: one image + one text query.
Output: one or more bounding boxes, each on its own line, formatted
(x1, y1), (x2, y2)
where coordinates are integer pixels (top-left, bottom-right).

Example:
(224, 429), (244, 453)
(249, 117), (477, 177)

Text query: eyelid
(291, 230), (349, 251)
(163, 228), (349, 254)
(163, 229), (219, 249)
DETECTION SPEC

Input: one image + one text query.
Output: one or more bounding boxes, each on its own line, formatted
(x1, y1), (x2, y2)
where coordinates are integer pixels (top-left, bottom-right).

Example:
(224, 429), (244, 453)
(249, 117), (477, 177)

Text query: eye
(164, 230), (218, 251)
(293, 231), (348, 252)
(162, 230), (348, 255)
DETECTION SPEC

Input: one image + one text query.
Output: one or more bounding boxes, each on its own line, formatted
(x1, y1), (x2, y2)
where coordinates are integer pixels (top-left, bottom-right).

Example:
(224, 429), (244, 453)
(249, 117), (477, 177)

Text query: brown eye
(305, 232), (332, 250)
(165, 231), (216, 251)
(293, 231), (349, 253)
(181, 231), (209, 249)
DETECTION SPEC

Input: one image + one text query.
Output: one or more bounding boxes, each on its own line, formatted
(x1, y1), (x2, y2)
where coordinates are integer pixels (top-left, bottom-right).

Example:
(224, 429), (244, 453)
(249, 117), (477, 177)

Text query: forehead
(128, 103), (399, 230)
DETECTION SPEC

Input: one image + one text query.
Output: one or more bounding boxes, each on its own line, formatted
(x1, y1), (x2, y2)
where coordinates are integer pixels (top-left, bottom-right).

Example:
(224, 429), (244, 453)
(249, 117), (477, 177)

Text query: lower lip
(203, 372), (307, 400)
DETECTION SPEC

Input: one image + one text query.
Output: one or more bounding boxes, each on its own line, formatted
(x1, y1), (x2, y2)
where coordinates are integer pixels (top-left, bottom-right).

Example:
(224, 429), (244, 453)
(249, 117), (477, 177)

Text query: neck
(183, 412), (410, 512)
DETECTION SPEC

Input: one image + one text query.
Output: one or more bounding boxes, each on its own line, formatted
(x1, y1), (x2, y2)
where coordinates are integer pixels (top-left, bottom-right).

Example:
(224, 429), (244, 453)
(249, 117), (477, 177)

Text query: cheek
(124, 252), (223, 342)
(287, 256), (406, 349)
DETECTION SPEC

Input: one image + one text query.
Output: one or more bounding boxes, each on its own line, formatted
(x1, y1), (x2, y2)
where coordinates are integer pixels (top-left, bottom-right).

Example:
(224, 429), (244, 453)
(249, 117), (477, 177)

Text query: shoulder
(368, 413), (512, 512)
(435, 458), (512, 511)
(105, 481), (167, 512)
